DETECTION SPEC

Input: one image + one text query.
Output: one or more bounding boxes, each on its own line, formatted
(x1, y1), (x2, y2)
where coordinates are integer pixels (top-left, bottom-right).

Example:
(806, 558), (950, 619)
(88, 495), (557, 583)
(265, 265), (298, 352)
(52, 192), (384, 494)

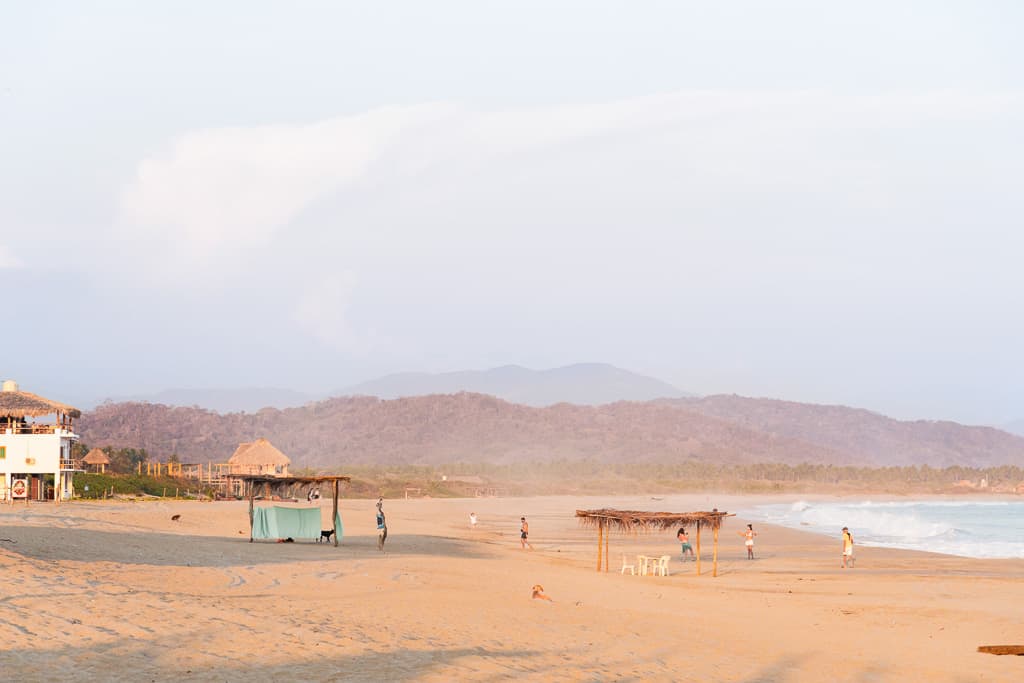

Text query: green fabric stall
(252, 506), (344, 541)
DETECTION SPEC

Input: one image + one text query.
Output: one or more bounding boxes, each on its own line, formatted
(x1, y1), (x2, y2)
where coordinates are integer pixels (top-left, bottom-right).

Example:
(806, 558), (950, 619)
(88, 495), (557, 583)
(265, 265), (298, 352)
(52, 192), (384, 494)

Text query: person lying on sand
(532, 584), (553, 602)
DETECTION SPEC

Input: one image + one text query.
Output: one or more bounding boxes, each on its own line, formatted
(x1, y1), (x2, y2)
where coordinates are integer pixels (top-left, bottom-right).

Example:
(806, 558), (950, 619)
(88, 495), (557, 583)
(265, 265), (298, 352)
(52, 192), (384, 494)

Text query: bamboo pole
(332, 479), (340, 547)
(248, 483), (255, 543)
(696, 522), (702, 576)
(596, 522), (604, 572)
(713, 526), (719, 577)
(598, 524), (606, 573)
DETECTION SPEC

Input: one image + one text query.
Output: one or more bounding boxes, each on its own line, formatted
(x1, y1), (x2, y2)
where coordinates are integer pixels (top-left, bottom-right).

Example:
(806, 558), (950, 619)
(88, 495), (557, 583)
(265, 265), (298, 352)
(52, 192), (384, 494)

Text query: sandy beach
(0, 494), (1021, 682)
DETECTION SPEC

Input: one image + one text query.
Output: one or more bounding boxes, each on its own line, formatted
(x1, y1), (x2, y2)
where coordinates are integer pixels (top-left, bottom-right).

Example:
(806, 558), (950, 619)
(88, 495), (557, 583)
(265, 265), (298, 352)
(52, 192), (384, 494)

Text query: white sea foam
(743, 500), (1024, 559)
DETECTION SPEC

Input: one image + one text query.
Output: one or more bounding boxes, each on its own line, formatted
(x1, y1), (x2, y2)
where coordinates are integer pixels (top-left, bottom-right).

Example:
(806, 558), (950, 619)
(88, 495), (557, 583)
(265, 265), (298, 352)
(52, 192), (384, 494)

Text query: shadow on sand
(0, 526), (488, 568)
(0, 640), (545, 682)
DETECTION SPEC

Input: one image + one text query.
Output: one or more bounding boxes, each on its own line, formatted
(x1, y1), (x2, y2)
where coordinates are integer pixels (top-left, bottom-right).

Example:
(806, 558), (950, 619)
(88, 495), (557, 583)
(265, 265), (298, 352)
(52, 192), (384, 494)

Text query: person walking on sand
(376, 501), (388, 551)
(520, 516), (533, 550)
(677, 527), (695, 560)
(841, 527), (854, 568)
(739, 524), (757, 559)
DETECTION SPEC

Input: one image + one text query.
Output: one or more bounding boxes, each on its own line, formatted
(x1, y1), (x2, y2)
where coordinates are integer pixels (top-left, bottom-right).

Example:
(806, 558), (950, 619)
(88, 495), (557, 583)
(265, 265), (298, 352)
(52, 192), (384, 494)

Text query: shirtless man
(520, 516), (533, 550)
(677, 527), (695, 560)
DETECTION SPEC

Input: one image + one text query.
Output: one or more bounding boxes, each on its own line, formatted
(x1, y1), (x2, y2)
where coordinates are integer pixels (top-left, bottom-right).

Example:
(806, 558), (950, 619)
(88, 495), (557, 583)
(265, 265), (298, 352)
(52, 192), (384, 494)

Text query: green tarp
(252, 506), (344, 541)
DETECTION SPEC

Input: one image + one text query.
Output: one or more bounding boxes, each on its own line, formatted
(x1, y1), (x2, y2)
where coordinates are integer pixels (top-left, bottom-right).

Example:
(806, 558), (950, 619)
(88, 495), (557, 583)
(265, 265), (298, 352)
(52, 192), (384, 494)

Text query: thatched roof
(228, 438), (290, 466)
(575, 508), (731, 532)
(82, 448), (111, 465)
(0, 388), (81, 419)
(235, 475), (350, 500)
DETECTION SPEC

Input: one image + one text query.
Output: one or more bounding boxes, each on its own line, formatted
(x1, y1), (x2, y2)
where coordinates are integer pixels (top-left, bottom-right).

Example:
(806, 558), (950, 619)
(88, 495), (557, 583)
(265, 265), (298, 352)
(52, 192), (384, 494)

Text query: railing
(1, 424), (72, 435)
(61, 459), (81, 471)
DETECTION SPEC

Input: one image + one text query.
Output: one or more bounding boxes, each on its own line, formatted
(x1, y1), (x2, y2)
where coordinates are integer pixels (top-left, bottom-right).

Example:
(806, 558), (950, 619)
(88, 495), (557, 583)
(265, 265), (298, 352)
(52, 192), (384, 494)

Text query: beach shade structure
(82, 448), (111, 473)
(239, 475), (351, 547)
(575, 509), (733, 576)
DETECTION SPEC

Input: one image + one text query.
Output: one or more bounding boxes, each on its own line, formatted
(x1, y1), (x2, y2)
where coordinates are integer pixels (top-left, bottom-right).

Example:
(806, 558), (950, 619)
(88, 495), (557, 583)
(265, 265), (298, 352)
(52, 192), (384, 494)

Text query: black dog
(317, 529), (335, 544)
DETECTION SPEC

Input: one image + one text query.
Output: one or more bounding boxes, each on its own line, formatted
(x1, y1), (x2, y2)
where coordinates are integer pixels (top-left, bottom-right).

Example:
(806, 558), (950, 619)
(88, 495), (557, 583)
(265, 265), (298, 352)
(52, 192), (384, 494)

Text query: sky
(2, 1), (1023, 424)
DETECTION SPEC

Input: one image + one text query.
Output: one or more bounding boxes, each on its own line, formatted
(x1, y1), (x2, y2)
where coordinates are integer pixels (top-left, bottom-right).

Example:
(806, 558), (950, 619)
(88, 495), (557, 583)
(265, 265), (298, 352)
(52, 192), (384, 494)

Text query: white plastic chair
(620, 554), (636, 575)
(653, 555), (670, 576)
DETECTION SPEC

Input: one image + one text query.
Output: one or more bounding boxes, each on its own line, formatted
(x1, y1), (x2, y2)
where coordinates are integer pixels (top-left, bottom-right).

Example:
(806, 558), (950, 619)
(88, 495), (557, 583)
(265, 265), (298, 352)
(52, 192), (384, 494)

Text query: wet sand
(0, 494), (1021, 681)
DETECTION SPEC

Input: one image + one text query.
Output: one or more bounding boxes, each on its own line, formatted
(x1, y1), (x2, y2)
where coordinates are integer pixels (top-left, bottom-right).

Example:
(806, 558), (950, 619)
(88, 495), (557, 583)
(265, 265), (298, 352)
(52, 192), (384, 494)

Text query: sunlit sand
(0, 494), (1021, 681)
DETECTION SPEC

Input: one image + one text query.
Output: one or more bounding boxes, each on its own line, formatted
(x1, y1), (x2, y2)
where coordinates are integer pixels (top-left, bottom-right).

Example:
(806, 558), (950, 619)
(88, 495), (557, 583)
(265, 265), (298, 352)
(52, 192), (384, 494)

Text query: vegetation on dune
(73, 473), (209, 499)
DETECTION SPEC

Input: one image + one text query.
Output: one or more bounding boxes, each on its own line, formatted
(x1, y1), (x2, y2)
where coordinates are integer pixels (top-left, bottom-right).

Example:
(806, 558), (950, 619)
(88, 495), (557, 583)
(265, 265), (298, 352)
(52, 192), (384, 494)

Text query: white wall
(0, 430), (76, 500)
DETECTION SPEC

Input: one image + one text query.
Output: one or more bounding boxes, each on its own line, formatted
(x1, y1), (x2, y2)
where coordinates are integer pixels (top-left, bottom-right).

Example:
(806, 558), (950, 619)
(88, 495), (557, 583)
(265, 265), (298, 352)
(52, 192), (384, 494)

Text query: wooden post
(696, 522), (702, 576)
(248, 483), (255, 543)
(596, 522), (604, 572)
(712, 525), (719, 577)
(598, 524), (606, 573)
(332, 479), (340, 547)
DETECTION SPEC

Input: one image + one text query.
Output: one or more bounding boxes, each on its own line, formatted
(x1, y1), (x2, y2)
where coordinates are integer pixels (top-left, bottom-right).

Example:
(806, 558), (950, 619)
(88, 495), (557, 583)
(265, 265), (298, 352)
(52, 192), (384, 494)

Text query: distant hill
(340, 363), (690, 406)
(76, 392), (1024, 469)
(93, 387), (314, 414)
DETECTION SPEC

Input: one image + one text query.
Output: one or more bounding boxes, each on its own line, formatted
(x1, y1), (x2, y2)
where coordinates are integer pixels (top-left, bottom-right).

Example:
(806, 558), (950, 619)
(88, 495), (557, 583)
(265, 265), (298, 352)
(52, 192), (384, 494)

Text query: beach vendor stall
(239, 475), (350, 546)
(575, 508), (733, 576)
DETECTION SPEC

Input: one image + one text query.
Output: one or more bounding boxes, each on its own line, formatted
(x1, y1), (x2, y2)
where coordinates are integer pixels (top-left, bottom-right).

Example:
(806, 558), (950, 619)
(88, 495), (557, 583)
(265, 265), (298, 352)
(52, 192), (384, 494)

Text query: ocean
(741, 499), (1024, 559)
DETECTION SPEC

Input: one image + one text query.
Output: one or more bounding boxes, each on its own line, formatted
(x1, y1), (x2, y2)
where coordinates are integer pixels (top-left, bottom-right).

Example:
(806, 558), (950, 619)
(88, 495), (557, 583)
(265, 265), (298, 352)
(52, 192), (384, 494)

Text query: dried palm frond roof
(82, 448), (111, 465)
(235, 475), (351, 500)
(0, 389), (81, 419)
(228, 438), (291, 466)
(576, 508), (731, 532)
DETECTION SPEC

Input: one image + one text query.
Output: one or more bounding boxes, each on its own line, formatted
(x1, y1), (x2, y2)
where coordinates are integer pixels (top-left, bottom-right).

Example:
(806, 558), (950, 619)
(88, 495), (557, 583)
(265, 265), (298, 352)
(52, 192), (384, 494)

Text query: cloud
(291, 270), (362, 352)
(113, 89), (1024, 353)
(0, 246), (21, 269)
(119, 91), (1023, 267)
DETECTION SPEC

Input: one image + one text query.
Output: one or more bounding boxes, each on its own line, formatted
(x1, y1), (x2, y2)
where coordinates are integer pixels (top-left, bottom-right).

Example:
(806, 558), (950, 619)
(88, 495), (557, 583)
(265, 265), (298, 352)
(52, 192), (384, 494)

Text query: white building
(0, 380), (81, 502)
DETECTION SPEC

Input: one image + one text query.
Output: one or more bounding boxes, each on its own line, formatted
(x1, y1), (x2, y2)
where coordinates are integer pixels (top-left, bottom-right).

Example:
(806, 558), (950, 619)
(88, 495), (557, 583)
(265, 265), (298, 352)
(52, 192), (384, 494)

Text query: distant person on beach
(842, 527), (854, 568)
(739, 524), (757, 559)
(376, 501), (387, 551)
(469, 512), (478, 529)
(677, 527), (695, 560)
(520, 517), (533, 550)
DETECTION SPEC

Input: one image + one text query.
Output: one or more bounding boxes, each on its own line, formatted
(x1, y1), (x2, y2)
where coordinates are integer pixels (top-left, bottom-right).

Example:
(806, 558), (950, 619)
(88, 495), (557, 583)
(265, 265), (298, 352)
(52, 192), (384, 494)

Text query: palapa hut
(227, 438), (291, 477)
(82, 448), (110, 473)
(224, 438), (292, 497)
(240, 475), (350, 546)
(576, 508), (733, 577)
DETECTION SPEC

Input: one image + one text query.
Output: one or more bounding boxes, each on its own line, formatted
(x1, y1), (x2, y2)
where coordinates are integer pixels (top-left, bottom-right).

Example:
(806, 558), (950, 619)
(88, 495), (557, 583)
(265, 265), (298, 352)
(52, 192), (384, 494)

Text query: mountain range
(93, 364), (688, 413)
(76, 392), (1024, 470)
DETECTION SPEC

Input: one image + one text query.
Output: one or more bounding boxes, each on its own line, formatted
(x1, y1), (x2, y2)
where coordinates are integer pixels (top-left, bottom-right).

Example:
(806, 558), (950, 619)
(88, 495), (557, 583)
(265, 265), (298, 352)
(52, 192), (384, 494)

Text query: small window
(25, 457), (35, 465)
(0, 446), (5, 459)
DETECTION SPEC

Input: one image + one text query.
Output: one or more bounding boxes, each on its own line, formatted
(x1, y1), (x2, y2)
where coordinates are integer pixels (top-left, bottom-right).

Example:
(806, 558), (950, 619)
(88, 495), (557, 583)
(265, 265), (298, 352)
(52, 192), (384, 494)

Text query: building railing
(1, 424), (73, 435)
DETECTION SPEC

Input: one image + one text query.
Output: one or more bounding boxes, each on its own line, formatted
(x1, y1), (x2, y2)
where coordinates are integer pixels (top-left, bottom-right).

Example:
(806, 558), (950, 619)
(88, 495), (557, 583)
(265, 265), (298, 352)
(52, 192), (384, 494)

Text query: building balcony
(2, 424), (75, 436)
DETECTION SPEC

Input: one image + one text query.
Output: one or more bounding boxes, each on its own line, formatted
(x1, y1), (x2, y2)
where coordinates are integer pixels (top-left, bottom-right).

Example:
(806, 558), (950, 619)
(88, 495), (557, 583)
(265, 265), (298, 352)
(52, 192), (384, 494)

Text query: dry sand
(0, 494), (1021, 682)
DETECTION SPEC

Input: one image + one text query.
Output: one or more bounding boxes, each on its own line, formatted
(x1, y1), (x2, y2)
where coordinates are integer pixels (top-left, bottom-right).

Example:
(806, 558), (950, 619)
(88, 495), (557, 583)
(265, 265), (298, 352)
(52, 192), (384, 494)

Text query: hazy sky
(2, 2), (1023, 424)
